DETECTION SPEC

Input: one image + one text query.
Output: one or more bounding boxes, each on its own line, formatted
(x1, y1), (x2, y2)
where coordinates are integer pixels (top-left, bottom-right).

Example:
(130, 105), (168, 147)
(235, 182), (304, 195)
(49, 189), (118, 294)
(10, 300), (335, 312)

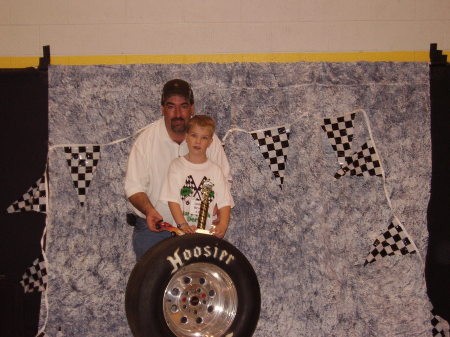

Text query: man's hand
(128, 192), (163, 232)
(146, 208), (163, 232)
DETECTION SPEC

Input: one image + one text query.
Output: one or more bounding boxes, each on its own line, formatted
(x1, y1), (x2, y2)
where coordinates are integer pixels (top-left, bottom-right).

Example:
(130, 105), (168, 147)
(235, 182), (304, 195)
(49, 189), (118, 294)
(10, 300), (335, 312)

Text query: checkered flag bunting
(251, 126), (290, 189)
(364, 218), (417, 266)
(64, 146), (101, 206)
(6, 174), (46, 213)
(37, 332), (50, 337)
(334, 140), (383, 179)
(431, 310), (450, 337)
(20, 254), (48, 293)
(321, 113), (356, 165)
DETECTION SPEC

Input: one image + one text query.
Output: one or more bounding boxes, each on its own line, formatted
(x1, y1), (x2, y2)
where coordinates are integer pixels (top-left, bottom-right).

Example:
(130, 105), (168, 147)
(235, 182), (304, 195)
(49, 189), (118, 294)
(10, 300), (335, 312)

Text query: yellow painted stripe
(0, 51), (448, 68)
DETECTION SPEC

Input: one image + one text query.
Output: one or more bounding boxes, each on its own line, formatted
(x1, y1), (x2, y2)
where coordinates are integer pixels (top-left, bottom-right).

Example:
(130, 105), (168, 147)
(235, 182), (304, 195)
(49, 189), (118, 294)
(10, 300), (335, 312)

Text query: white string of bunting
(320, 109), (445, 337)
(7, 111), (441, 335)
(6, 123), (154, 337)
(35, 225), (50, 337)
(49, 123), (154, 206)
(7, 112), (424, 267)
(320, 108), (422, 266)
(8, 112), (422, 267)
(7, 166), (51, 337)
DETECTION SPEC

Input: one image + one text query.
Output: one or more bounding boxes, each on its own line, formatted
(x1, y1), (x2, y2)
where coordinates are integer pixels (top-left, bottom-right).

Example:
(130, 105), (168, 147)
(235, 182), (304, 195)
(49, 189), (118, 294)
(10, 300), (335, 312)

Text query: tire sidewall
(126, 234), (260, 337)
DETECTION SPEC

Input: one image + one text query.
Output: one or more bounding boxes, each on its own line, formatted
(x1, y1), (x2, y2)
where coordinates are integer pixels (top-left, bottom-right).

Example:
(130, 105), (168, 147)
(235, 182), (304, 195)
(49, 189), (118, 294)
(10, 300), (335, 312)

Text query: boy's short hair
(186, 115), (216, 136)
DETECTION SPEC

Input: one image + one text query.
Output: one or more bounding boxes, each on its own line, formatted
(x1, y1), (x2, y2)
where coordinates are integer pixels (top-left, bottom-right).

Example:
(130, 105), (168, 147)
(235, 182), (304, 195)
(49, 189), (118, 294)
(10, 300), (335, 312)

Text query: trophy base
(195, 228), (211, 235)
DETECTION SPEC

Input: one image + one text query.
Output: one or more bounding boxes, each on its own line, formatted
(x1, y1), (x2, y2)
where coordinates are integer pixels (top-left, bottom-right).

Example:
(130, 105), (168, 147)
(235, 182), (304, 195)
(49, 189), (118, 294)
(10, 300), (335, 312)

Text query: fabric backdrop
(43, 62), (433, 336)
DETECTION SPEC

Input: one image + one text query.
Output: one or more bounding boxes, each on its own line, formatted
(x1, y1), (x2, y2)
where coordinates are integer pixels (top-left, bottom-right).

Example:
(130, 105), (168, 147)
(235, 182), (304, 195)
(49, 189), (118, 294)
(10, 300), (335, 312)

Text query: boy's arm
(168, 201), (195, 233)
(212, 205), (231, 238)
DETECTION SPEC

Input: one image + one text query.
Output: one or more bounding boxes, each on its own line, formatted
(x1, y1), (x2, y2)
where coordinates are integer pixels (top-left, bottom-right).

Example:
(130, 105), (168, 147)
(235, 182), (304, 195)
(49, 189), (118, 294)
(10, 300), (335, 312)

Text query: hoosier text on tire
(125, 234), (260, 337)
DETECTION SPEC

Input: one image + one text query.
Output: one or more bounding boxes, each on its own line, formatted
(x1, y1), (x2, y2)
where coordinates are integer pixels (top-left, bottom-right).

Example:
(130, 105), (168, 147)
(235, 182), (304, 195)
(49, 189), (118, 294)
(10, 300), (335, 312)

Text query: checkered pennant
(64, 146), (101, 206)
(6, 174), (46, 213)
(321, 113), (356, 165)
(431, 310), (449, 337)
(20, 254), (48, 293)
(37, 333), (49, 337)
(334, 140), (383, 179)
(364, 218), (417, 266)
(251, 126), (290, 189)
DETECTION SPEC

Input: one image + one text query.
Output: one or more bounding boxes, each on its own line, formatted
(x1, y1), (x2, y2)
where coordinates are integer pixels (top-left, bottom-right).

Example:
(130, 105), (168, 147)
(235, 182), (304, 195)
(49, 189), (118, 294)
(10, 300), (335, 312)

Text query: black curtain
(426, 59), (450, 321)
(0, 67), (48, 337)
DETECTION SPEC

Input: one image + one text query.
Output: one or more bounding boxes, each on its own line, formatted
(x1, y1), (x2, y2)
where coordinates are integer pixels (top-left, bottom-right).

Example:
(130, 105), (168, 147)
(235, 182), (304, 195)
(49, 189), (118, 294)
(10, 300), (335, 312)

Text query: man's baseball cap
(161, 79), (194, 105)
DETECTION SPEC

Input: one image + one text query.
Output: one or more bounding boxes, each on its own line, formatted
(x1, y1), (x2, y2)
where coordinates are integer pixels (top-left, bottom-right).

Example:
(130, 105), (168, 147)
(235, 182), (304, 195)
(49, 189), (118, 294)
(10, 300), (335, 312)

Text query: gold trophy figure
(196, 179), (214, 234)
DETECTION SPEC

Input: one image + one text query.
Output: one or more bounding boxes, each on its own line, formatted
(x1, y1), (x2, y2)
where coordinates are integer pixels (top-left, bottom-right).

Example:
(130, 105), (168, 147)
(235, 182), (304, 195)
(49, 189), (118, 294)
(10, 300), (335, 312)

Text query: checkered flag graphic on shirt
(20, 254), (48, 293)
(431, 310), (450, 337)
(6, 174), (46, 213)
(251, 126), (290, 189)
(334, 140), (383, 179)
(181, 176), (214, 203)
(321, 113), (356, 165)
(64, 146), (101, 206)
(181, 175), (197, 201)
(364, 218), (417, 266)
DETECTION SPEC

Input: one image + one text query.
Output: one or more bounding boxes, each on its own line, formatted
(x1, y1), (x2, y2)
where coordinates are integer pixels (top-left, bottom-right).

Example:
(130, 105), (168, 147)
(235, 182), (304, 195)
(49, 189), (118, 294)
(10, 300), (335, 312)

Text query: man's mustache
(171, 117), (185, 122)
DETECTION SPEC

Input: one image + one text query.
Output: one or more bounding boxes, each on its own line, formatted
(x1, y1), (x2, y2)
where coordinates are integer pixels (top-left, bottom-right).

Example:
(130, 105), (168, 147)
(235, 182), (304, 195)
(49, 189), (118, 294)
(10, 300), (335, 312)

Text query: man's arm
(125, 129), (163, 232)
(128, 192), (163, 232)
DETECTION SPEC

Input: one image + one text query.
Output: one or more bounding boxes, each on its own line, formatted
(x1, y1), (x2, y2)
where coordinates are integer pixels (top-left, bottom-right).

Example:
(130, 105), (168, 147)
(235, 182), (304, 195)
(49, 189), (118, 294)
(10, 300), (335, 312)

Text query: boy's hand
(211, 224), (228, 238)
(178, 223), (196, 234)
(212, 205), (220, 225)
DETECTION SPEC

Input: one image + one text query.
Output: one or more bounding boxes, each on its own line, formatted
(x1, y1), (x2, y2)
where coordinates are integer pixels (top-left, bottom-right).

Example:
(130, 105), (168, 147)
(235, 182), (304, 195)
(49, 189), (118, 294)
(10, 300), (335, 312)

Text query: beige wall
(0, 0), (449, 57)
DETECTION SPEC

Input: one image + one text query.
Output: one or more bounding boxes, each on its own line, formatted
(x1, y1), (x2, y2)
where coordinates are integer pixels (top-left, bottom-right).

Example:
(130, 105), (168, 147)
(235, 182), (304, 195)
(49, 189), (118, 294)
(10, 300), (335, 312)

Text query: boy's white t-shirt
(160, 157), (232, 230)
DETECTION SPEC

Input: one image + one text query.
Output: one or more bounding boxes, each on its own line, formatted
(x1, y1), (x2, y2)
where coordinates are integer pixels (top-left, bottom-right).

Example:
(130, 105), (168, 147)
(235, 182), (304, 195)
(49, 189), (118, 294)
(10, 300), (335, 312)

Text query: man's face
(161, 95), (194, 134)
(186, 125), (213, 156)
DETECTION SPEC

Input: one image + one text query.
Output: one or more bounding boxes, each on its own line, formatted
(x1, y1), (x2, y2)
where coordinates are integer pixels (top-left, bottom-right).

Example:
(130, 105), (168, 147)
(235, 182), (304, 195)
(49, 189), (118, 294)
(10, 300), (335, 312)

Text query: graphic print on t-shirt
(180, 175), (215, 225)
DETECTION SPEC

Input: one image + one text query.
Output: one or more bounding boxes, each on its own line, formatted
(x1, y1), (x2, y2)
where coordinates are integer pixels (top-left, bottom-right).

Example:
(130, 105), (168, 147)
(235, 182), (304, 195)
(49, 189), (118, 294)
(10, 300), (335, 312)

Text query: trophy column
(196, 180), (214, 234)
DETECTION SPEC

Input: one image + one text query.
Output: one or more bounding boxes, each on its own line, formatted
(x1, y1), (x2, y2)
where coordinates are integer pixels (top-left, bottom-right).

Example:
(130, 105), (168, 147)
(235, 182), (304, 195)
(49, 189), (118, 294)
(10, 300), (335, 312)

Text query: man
(124, 79), (232, 259)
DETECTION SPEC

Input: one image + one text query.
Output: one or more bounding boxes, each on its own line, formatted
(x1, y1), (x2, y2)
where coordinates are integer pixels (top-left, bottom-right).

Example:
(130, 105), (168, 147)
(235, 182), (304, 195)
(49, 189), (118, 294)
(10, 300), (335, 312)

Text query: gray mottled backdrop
(44, 62), (432, 336)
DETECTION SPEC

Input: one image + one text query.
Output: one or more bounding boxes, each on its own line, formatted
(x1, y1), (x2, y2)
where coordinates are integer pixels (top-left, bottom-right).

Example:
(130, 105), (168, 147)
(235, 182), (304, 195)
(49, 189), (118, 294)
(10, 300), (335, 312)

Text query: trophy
(196, 179), (214, 234)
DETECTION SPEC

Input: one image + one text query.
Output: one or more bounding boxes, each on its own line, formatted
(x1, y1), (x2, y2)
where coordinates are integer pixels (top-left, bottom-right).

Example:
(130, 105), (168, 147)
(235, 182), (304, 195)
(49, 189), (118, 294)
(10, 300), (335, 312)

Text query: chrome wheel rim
(163, 262), (238, 337)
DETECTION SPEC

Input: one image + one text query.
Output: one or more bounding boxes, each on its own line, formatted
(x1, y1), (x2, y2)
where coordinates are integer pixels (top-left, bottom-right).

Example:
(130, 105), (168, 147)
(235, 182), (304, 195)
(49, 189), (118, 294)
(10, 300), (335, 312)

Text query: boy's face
(186, 125), (213, 156)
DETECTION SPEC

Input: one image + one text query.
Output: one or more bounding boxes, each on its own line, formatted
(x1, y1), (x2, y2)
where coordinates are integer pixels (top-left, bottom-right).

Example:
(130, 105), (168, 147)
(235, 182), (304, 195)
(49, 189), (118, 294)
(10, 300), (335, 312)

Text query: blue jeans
(132, 216), (171, 260)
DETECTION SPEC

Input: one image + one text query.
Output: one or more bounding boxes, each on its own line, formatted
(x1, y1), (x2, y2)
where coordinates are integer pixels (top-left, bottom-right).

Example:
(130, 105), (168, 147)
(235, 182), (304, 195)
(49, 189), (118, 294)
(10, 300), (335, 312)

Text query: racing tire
(125, 234), (260, 337)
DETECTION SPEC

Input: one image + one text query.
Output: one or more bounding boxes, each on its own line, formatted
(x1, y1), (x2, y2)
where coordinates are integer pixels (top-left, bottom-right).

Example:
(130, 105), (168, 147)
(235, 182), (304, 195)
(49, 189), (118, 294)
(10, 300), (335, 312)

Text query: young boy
(159, 115), (232, 238)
